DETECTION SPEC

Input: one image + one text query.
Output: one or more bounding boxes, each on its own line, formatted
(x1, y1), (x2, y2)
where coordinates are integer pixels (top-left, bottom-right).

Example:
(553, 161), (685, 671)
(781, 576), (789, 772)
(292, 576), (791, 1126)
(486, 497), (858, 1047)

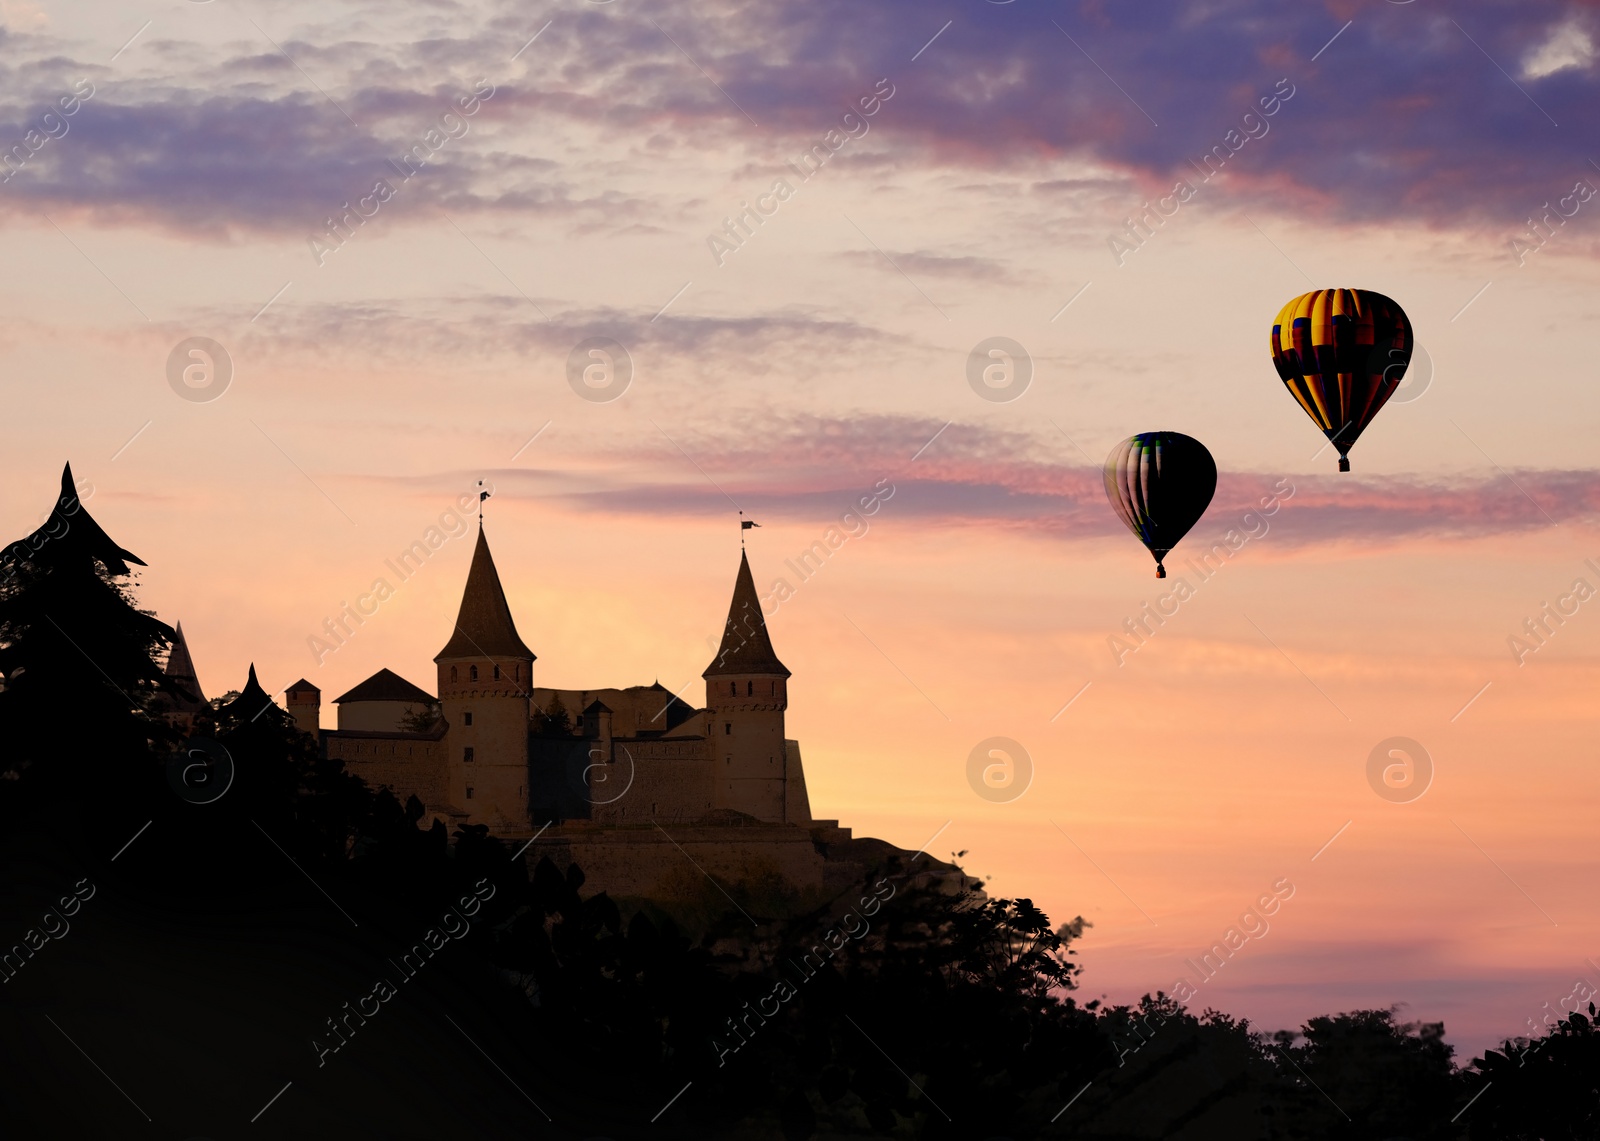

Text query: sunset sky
(4, 0), (1600, 1056)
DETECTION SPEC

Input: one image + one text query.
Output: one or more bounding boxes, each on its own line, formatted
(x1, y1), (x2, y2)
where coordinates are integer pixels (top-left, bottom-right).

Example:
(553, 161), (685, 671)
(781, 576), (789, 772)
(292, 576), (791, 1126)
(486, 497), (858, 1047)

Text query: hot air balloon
(1269, 288), (1412, 471)
(1104, 432), (1217, 578)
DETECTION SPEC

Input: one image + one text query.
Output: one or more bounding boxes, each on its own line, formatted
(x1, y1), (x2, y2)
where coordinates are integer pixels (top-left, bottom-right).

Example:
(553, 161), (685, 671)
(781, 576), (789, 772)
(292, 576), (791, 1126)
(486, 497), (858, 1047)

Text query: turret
(158, 621), (208, 729)
(434, 526), (534, 829)
(285, 678), (321, 735)
(703, 550), (790, 821)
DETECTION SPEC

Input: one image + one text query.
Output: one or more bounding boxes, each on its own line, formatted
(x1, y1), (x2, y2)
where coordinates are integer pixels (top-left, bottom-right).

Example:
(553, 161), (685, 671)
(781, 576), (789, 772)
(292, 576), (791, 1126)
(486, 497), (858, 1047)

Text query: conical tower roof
(163, 621), (207, 711)
(434, 527), (535, 661)
(703, 550), (789, 678)
(216, 663), (274, 721)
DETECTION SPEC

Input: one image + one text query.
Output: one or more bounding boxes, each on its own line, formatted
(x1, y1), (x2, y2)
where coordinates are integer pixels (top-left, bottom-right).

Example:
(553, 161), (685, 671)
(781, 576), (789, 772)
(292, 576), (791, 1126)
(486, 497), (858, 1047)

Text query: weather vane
(478, 480), (491, 525)
(739, 511), (759, 547)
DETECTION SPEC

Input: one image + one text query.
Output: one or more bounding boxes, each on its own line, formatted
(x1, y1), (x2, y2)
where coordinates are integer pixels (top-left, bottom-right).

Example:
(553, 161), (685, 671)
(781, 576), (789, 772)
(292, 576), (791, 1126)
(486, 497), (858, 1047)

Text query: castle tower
(704, 550), (790, 821)
(285, 678), (321, 735)
(159, 621), (209, 729)
(434, 526), (534, 829)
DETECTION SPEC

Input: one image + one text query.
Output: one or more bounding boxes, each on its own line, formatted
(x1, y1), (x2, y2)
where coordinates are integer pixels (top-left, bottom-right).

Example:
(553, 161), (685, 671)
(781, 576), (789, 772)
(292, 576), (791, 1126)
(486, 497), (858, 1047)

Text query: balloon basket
(1338, 456), (1350, 472)
(1155, 565), (1166, 579)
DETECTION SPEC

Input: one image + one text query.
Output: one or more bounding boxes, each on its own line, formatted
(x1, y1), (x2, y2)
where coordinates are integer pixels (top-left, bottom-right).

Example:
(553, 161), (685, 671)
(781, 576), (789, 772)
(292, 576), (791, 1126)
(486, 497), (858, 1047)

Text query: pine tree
(0, 464), (179, 798)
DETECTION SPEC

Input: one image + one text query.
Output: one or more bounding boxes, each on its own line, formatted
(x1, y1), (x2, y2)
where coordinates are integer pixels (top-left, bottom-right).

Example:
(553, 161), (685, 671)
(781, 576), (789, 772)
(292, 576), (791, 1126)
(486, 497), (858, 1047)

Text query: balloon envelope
(1103, 432), (1217, 578)
(1270, 288), (1412, 471)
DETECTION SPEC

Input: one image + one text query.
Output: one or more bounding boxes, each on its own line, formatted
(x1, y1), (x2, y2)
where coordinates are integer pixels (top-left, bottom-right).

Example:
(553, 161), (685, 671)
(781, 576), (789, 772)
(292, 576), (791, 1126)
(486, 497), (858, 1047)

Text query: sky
(4, 0), (1600, 1058)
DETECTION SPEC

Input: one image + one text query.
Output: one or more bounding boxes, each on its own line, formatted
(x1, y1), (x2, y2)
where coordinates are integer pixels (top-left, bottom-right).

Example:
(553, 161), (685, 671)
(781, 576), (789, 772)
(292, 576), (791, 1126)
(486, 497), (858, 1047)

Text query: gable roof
(434, 527), (535, 662)
(703, 550), (789, 678)
(334, 668), (435, 705)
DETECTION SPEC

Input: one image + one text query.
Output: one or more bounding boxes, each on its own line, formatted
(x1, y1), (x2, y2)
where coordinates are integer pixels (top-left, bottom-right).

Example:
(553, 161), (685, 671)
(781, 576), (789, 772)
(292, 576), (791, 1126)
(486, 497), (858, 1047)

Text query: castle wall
(784, 740), (812, 825)
(326, 733), (446, 807)
(589, 737), (715, 827)
(524, 823), (832, 901)
(337, 699), (427, 732)
(533, 687), (695, 734)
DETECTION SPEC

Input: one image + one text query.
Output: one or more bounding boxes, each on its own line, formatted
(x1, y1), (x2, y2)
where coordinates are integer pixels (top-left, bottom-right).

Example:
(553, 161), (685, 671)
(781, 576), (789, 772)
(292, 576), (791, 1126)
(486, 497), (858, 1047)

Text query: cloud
(836, 248), (1013, 283)
(431, 411), (1600, 549)
(1523, 19), (1597, 78)
(1, 1), (1597, 239)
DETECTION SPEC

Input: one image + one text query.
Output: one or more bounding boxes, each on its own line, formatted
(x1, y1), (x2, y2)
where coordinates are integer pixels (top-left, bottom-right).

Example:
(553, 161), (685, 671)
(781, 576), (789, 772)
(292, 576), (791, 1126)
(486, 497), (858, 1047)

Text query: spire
(163, 621), (207, 710)
(434, 527), (535, 662)
(217, 663), (273, 721)
(10, 463), (146, 575)
(703, 550), (789, 678)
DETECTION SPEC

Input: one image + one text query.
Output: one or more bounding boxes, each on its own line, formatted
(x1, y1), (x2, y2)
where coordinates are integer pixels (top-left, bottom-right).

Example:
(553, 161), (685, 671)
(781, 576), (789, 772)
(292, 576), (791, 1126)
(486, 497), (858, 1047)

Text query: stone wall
(589, 737), (716, 827)
(523, 822), (833, 901)
(326, 731), (446, 807)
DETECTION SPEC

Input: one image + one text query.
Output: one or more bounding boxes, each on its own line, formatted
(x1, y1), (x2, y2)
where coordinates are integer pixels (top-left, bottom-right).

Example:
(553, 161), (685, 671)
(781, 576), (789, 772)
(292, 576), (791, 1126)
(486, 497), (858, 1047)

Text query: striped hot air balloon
(1270, 288), (1412, 471)
(1104, 432), (1217, 578)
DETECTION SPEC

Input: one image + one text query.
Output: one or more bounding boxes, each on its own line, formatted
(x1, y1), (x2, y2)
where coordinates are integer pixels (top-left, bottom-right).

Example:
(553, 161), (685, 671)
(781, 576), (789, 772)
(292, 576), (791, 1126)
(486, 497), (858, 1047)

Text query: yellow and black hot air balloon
(1270, 289), (1412, 471)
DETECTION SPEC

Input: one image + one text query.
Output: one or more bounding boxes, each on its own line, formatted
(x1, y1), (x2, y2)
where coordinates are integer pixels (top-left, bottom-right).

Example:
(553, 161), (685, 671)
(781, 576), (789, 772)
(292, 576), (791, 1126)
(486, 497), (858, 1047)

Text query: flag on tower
(741, 520), (759, 530)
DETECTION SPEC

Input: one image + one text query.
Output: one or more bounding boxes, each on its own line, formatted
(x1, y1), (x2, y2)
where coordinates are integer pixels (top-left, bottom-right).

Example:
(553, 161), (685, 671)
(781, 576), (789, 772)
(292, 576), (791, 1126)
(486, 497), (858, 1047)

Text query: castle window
(493, 665), (501, 680)
(463, 712), (473, 726)
(450, 666), (458, 682)
(730, 681), (736, 696)
(466, 787), (474, 799)
(469, 665), (478, 682)
(464, 747), (475, 763)
(746, 680), (753, 696)
(724, 723), (732, 735)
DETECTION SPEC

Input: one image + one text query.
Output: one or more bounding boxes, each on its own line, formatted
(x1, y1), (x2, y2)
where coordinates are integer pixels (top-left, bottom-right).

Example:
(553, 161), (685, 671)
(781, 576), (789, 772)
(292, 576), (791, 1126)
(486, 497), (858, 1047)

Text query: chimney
(285, 679), (321, 735)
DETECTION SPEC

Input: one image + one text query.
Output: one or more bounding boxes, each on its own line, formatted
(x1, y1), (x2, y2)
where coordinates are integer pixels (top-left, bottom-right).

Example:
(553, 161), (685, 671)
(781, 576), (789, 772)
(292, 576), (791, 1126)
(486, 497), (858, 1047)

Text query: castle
(169, 523), (894, 902)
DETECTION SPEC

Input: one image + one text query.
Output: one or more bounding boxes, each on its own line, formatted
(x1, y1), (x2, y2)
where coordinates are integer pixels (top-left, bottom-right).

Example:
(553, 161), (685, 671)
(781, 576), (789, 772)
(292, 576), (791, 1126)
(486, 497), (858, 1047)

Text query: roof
(703, 550), (789, 678)
(434, 527), (536, 662)
(582, 699), (611, 715)
(216, 664), (274, 721)
(162, 621), (207, 710)
(50, 464), (146, 573)
(285, 678), (320, 696)
(334, 668), (436, 705)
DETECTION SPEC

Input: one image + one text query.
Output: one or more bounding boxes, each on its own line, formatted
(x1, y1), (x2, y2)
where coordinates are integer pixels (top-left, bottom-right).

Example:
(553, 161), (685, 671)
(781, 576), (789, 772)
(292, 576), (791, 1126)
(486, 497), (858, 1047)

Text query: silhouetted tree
(532, 694), (571, 735)
(1464, 1005), (1600, 1139)
(0, 464), (179, 825)
(1264, 1008), (1459, 1141)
